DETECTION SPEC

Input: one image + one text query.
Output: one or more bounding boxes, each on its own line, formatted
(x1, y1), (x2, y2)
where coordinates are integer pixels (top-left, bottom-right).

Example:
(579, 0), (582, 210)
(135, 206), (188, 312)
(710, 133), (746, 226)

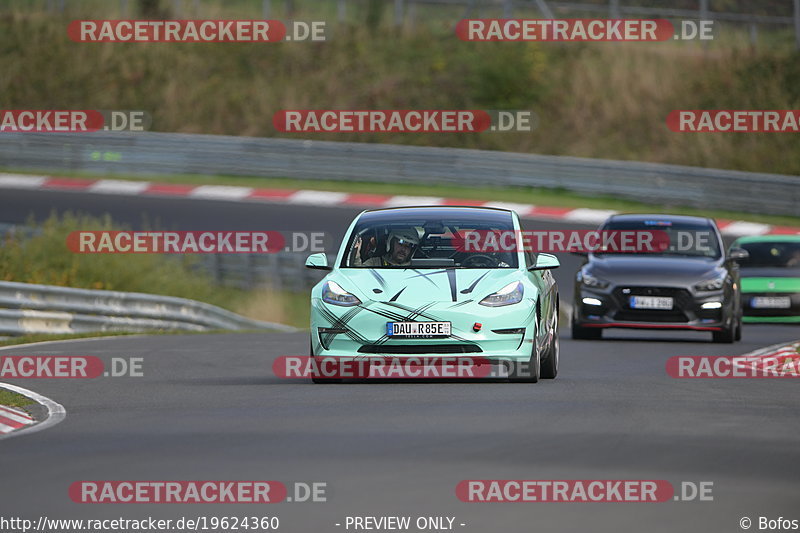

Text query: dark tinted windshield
(738, 241), (800, 268)
(597, 219), (721, 258)
(342, 209), (518, 269)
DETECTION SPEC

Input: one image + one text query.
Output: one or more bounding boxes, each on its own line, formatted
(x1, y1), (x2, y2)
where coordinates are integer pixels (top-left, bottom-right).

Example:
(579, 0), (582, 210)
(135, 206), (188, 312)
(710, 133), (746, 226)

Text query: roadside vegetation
(0, 388), (34, 409)
(0, 213), (310, 327)
(1, 8), (799, 174)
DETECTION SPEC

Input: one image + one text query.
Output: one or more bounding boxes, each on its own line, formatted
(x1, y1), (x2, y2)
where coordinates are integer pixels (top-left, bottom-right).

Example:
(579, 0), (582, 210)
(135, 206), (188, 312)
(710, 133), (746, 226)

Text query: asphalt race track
(1, 189), (799, 532)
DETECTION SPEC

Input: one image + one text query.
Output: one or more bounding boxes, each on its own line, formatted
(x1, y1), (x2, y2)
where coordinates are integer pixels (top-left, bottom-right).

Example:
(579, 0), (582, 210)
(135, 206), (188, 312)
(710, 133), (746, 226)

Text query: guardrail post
(213, 253), (223, 285)
(246, 254), (255, 289)
(534, 0), (554, 19)
(503, 0), (513, 19)
(609, 0), (620, 19)
(794, 0), (800, 50)
(394, 0), (404, 27)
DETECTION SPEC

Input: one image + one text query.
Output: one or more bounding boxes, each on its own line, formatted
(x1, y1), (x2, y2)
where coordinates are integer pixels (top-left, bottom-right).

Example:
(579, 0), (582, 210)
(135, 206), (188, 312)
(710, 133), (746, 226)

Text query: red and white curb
(0, 382), (66, 439)
(735, 340), (800, 374)
(1, 173), (799, 236)
(0, 404), (34, 434)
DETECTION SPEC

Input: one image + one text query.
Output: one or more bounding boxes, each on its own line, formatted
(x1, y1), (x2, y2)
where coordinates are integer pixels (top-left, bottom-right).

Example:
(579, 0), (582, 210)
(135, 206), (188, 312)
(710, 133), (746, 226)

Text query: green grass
(0, 324), (306, 348)
(0, 212), (310, 328)
(0, 388), (34, 409)
(1, 13), (799, 174)
(0, 331), (138, 348)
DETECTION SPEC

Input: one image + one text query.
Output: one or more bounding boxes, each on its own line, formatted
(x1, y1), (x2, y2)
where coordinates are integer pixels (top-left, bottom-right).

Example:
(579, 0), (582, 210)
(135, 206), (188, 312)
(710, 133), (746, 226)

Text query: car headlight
(695, 274), (726, 292)
(322, 281), (362, 307)
(578, 270), (609, 289)
(480, 281), (524, 307)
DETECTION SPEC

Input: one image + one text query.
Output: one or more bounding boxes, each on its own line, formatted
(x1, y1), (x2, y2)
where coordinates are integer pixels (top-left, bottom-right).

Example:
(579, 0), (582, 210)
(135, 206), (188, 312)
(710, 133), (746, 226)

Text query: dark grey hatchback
(571, 214), (748, 343)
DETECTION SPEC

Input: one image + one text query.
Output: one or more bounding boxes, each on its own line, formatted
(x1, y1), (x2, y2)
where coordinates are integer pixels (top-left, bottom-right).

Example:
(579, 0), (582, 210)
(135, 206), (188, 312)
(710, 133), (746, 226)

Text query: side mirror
(305, 253), (332, 271)
(727, 247), (749, 262)
(529, 253), (560, 271)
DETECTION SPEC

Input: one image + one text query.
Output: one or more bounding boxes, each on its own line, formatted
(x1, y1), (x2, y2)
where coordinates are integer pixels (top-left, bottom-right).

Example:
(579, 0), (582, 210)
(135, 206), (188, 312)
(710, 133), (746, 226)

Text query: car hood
(740, 267), (800, 279)
(331, 268), (522, 305)
(586, 255), (722, 285)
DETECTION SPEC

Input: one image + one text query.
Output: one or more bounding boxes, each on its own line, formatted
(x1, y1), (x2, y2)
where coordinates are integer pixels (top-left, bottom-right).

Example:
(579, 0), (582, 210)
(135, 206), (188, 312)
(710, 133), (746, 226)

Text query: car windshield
(342, 209), (518, 269)
(595, 219), (721, 258)
(738, 241), (800, 268)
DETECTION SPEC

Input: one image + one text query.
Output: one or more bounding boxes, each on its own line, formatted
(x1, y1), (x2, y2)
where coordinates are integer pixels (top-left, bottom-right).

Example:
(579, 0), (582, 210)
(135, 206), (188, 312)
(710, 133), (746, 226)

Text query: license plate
(751, 296), (791, 309)
(387, 321), (451, 338)
(629, 296), (673, 310)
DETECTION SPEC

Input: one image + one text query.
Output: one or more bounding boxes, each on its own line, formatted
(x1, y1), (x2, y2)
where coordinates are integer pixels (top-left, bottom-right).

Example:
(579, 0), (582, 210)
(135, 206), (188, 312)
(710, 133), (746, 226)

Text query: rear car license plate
(751, 296), (791, 309)
(387, 321), (451, 338)
(629, 296), (673, 310)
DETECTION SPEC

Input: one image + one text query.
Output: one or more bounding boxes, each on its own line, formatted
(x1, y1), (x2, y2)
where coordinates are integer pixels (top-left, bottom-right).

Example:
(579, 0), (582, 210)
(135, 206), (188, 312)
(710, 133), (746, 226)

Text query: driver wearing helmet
(352, 227), (420, 267)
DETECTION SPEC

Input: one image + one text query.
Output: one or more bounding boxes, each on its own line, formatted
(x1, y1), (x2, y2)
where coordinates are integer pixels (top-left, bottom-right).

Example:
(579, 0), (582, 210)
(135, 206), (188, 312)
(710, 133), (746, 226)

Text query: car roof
(606, 213), (713, 225)
(733, 234), (800, 244)
(363, 205), (513, 214)
(357, 205), (517, 224)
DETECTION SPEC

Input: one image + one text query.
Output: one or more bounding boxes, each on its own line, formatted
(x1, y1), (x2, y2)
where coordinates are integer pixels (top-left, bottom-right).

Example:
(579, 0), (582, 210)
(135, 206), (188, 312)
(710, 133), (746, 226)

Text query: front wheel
(540, 328), (559, 379)
(572, 321), (602, 340)
(734, 314), (743, 341)
(712, 322), (735, 344)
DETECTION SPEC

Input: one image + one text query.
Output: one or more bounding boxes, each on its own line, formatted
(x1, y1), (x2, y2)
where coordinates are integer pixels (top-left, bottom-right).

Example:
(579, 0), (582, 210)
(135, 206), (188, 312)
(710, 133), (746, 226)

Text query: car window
(596, 220), (721, 258)
(738, 241), (800, 268)
(342, 214), (518, 269)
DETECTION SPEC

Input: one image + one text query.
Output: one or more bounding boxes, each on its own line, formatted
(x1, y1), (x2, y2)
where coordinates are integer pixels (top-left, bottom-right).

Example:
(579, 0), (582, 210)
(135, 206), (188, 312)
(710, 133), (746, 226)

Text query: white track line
(0, 174), (48, 188)
(89, 179), (151, 195)
(0, 382), (66, 440)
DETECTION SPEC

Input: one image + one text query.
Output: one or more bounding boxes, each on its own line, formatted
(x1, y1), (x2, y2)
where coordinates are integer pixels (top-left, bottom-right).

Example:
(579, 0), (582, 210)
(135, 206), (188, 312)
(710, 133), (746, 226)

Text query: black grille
(612, 287), (693, 323)
(358, 344), (483, 354)
(742, 293), (799, 316)
(614, 310), (689, 322)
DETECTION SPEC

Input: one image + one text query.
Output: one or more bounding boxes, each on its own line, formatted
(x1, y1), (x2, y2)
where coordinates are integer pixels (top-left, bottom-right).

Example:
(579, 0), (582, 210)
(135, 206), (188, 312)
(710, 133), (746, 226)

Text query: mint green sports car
(732, 235), (800, 323)
(305, 206), (561, 383)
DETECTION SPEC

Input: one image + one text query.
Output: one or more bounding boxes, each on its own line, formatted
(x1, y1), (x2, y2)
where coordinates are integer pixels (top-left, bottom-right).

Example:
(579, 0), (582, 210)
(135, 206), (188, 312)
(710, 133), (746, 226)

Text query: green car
(731, 235), (800, 323)
(304, 206), (561, 383)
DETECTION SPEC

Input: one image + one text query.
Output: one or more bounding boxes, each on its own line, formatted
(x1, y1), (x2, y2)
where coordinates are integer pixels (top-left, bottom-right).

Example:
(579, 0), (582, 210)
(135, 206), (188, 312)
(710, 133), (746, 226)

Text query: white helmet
(387, 227), (420, 252)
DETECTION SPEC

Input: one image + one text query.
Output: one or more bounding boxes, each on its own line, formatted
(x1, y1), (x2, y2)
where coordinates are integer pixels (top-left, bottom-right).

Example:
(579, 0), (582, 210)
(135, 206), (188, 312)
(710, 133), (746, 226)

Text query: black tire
(540, 328), (559, 379)
(571, 321), (602, 340)
(712, 322), (735, 344)
(508, 342), (540, 383)
(310, 340), (342, 384)
(734, 314), (743, 341)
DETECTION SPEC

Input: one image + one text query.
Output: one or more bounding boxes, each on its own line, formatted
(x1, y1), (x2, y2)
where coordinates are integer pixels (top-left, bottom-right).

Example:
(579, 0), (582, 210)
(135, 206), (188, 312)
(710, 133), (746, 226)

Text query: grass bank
(1, 13), (798, 174)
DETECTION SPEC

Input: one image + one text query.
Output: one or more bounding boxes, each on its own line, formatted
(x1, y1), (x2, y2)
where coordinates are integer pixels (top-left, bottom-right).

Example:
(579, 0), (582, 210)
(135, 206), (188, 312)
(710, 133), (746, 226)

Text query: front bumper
(311, 298), (536, 362)
(741, 291), (800, 321)
(574, 284), (729, 331)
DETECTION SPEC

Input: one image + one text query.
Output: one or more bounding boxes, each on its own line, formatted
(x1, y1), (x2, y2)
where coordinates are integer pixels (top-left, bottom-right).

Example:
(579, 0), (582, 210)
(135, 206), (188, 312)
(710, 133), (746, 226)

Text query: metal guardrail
(0, 280), (296, 336)
(201, 252), (330, 291)
(1, 131), (798, 217)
